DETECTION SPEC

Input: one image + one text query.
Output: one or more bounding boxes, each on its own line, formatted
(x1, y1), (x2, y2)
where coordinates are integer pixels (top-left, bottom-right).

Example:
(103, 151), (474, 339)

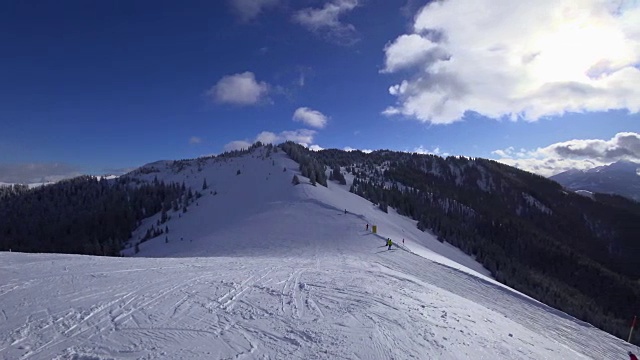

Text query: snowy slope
(1, 147), (638, 359)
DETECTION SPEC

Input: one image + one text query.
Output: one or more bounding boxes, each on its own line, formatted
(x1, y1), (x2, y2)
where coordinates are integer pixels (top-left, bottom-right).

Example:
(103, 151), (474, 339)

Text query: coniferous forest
(280, 142), (640, 345)
(0, 176), (185, 256)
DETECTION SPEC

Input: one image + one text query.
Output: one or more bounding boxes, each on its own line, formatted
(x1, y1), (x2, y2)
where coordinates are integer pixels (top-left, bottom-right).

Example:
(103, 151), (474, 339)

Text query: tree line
(0, 176), (185, 256)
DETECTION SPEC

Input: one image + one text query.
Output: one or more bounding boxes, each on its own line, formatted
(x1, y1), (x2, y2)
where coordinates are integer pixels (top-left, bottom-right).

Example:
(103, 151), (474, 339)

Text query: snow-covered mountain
(1, 146), (638, 359)
(550, 160), (640, 201)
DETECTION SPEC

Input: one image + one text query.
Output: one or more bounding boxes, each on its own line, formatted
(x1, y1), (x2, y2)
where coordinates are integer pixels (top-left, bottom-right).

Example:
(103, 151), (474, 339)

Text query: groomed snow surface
(1, 149), (637, 359)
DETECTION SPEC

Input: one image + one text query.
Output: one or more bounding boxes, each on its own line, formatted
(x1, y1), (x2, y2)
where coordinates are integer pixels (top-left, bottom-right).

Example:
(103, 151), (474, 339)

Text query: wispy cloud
(0, 163), (82, 184)
(293, 0), (360, 45)
(296, 66), (313, 87)
(292, 107), (329, 129)
(493, 132), (640, 176)
(207, 72), (270, 106)
(382, 0), (640, 124)
(228, 0), (281, 22)
(189, 136), (203, 145)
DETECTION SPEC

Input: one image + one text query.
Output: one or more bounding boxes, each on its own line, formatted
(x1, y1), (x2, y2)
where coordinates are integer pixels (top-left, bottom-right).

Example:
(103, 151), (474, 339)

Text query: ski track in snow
(1, 149), (638, 359)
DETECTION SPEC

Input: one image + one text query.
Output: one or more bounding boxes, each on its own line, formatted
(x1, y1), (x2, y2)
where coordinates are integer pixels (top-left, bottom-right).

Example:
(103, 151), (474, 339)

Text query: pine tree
(202, 178), (208, 190)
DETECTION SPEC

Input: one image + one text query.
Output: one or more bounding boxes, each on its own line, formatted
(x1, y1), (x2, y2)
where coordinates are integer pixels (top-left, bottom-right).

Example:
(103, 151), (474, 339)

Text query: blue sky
(1, 0), (639, 183)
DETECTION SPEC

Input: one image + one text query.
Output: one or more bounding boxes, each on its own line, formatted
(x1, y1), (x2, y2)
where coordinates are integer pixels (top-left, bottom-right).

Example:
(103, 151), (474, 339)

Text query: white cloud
(224, 140), (252, 152)
(0, 163), (82, 184)
(207, 72), (270, 106)
(309, 145), (324, 151)
(412, 145), (438, 155)
(189, 136), (202, 145)
(408, 146), (450, 157)
(344, 146), (372, 153)
(280, 129), (316, 146)
(293, 0), (360, 45)
(228, 0), (280, 22)
(382, 0), (640, 124)
(224, 129), (317, 152)
(292, 107), (329, 128)
(493, 132), (640, 176)
(255, 131), (280, 144)
(382, 34), (440, 73)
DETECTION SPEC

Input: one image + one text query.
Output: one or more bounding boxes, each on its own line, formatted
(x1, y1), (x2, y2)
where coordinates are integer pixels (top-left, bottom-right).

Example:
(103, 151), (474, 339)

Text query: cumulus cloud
(228, 0), (280, 22)
(207, 72), (270, 106)
(224, 140), (253, 152)
(493, 132), (640, 176)
(411, 145), (449, 156)
(542, 132), (640, 161)
(0, 163), (82, 184)
(189, 136), (202, 145)
(224, 129), (318, 152)
(292, 107), (329, 128)
(255, 131), (280, 145)
(279, 129), (317, 146)
(293, 0), (360, 45)
(344, 147), (372, 153)
(309, 145), (325, 151)
(382, 0), (640, 124)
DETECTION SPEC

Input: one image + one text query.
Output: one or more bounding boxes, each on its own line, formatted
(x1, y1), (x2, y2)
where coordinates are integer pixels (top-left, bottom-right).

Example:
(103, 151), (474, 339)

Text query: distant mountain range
(550, 160), (640, 201)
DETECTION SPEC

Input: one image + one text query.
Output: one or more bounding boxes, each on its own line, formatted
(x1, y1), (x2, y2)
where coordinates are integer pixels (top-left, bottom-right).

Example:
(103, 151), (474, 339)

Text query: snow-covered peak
(550, 160), (640, 201)
(1, 146), (637, 359)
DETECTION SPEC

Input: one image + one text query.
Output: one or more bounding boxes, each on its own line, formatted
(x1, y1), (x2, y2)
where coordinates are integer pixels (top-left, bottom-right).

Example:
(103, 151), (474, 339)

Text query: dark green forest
(0, 176), (185, 256)
(280, 142), (640, 345)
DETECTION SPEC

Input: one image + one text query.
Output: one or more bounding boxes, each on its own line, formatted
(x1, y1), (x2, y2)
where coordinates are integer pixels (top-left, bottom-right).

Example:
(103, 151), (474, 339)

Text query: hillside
(0, 144), (639, 359)
(282, 144), (640, 343)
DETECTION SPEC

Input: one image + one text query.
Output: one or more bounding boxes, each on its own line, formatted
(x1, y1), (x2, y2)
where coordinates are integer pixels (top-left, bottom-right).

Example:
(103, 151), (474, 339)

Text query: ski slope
(1, 147), (637, 359)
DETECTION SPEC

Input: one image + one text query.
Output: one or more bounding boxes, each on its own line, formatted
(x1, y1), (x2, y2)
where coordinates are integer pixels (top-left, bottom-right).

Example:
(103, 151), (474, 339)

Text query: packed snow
(1, 148), (637, 359)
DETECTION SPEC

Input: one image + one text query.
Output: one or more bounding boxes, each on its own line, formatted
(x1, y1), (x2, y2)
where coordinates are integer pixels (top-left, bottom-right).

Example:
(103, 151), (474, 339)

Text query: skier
(387, 239), (393, 250)
(630, 351), (638, 360)
(402, 238), (404, 245)
(366, 224), (369, 231)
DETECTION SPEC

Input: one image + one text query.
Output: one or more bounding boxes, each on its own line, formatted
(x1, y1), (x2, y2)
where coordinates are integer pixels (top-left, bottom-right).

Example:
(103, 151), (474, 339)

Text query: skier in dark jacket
(630, 351), (638, 360)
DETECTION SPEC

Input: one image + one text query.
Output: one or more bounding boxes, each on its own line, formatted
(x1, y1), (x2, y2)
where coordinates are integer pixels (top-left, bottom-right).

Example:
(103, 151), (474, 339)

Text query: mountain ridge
(1, 143), (638, 358)
(550, 160), (640, 201)
(1, 143), (639, 352)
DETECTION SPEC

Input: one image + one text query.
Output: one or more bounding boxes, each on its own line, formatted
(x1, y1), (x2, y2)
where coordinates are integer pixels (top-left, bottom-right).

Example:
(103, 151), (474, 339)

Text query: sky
(1, 0), (639, 183)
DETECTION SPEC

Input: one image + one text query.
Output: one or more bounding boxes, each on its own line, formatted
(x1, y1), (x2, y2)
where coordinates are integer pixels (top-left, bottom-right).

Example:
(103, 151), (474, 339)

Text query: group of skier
(364, 223), (405, 251)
